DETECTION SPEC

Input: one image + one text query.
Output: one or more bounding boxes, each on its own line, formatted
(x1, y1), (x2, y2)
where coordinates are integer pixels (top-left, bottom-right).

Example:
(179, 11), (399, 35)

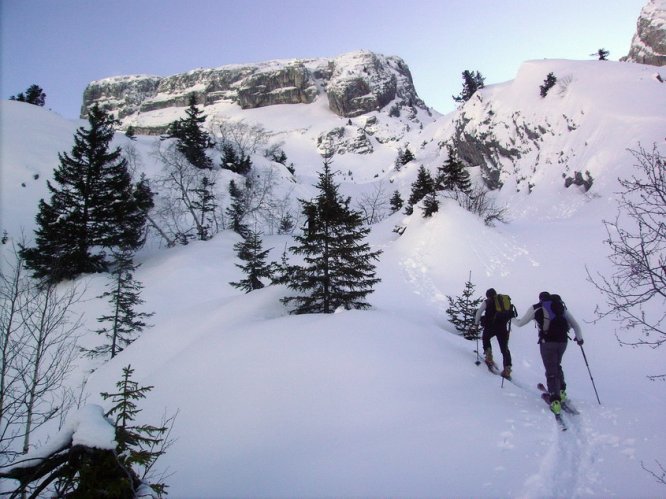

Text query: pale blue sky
(1, 0), (647, 118)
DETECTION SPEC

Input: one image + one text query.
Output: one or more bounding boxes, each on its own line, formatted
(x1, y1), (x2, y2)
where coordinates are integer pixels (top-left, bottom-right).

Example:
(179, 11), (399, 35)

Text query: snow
(9, 405), (115, 471)
(1, 56), (666, 497)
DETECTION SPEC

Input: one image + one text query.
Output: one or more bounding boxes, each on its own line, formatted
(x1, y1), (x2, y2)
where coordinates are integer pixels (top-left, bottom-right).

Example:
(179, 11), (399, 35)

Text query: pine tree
(394, 146), (415, 169)
(436, 146), (472, 193)
(270, 246), (296, 285)
(87, 251), (153, 359)
(191, 174), (218, 241)
(20, 105), (153, 282)
(230, 229), (273, 293)
(163, 94), (213, 169)
(453, 70), (485, 103)
(0, 365), (173, 497)
(277, 213), (295, 235)
(406, 165), (435, 213)
(101, 365), (169, 496)
(282, 158), (382, 314)
(421, 191), (439, 217)
(389, 190), (404, 213)
(446, 274), (483, 339)
(225, 179), (248, 237)
(10, 84), (45, 106)
(220, 143), (239, 171)
(401, 146), (415, 164)
(540, 72), (557, 97)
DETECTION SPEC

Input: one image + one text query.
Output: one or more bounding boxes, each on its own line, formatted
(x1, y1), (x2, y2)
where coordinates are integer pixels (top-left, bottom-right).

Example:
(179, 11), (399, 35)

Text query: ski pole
(474, 327), (481, 365)
(579, 343), (601, 405)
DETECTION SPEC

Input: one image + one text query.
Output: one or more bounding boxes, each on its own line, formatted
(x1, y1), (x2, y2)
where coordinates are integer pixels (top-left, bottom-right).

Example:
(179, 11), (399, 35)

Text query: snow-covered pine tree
(446, 273), (483, 339)
(87, 251), (153, 359)
(540, 72), (557, 98)
(163, 93), (213, 170)
(436, 145), (472, 194)
(230, 229), (273, 293)
(401, 146), (415, 165)
(452, 70), (485, 103)
(406, 165), (435, 214)
(421, 191), (439, 217)
(4, 365), (173, 497)
(221, 142), (252, 174)
(20, 105), (153, 283)
(390, 190), (404, 213)
(282, 158), (382, 314)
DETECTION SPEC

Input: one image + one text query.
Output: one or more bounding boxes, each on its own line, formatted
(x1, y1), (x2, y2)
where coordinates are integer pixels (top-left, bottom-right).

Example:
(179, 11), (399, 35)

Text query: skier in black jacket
(513, 291), (583, 416)
(474, 288), (512, 378)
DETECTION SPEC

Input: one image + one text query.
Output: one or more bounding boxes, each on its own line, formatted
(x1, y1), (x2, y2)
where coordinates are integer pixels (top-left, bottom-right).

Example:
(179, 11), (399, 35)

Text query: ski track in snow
(398, 233), (603, 497)
(517, 397), (607, 498)
(399, 235), (449, 320)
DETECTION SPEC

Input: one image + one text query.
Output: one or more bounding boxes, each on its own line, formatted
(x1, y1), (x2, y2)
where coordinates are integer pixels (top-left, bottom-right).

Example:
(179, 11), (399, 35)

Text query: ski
(486, 361), (502, 376)
(539, 392), (568, 431)
(555, 413), (568, 431)
(537, 383), (580, 415)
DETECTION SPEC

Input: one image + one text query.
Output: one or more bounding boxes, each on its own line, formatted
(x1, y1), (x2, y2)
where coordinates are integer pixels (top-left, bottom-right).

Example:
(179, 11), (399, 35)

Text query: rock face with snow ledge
(445, 59), (665, 191)
(81, 50), (427, 130)
(622, 0), (666, 66)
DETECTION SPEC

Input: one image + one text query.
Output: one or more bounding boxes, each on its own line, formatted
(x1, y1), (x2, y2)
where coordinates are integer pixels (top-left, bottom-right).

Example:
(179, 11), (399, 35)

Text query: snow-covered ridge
(81, 50), (427, 130)
(443, 59), (665, 197)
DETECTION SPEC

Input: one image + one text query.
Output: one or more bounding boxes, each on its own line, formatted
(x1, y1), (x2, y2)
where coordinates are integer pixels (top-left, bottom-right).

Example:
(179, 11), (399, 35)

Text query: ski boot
(483, 348), (494, 368)
(500, 366), (512, 379)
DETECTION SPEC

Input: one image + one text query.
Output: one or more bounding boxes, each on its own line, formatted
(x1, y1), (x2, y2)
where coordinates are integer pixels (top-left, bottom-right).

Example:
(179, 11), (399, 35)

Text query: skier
(513, 291), (584, 416)
(474, 288), (512, 378)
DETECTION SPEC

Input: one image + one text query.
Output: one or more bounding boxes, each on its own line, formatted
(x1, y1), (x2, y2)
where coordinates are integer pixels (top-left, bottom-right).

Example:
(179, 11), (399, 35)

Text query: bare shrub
(587, 144), (666, 379)
(453, 185), (508, 226)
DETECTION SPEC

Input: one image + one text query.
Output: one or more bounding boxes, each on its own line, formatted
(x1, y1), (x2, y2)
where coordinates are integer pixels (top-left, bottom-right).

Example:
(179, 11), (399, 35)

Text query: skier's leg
(482, 328), (494, 364)
(540, 342), (561, 401)
(496, 326), (512, 368)
(557, 341), (568, 396)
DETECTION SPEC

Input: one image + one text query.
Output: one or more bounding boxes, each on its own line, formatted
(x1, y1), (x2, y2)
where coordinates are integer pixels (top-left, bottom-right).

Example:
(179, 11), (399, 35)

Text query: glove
(575, 338), (584, 346)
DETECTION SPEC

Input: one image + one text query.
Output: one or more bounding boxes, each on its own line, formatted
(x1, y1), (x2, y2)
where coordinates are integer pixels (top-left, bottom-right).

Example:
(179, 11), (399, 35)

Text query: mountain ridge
(81, 50), (428, 131)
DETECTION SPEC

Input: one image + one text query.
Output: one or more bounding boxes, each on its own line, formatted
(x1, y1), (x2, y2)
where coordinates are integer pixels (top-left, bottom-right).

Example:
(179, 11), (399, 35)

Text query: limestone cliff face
(622, 0), (666, 66)
(81, 50), (427, 125)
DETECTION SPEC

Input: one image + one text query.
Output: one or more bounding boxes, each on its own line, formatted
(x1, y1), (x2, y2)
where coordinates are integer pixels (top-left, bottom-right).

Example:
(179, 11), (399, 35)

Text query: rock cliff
(81, 50), (427, 129)
(622, 0), (666, 66)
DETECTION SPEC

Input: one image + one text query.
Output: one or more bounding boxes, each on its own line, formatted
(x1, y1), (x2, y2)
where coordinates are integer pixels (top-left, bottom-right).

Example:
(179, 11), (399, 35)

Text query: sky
(0, 0), (648, 119)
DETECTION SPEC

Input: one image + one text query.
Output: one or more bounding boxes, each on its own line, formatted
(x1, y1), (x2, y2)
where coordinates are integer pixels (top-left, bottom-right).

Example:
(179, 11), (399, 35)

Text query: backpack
(492, 294), (518, 324)
(536, 294), (570, 341)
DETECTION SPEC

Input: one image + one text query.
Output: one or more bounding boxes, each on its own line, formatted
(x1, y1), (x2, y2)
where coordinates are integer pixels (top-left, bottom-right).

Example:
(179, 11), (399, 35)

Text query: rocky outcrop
(317, 125), (374, 156)
(82, 75), (162, 120)
(81, 50), (427, 125)
(446, 89), (583, 191)
(621, 0), (666, 66)
(236, 63), (319, 108)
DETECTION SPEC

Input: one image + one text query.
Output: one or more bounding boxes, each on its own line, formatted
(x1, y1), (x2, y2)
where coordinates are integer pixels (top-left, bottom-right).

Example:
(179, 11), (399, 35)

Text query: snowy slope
(1, 56), (666, 497)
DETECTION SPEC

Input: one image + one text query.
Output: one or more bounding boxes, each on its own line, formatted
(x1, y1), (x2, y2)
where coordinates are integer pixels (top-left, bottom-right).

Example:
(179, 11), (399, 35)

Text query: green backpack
(493, 294), (518, 324)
